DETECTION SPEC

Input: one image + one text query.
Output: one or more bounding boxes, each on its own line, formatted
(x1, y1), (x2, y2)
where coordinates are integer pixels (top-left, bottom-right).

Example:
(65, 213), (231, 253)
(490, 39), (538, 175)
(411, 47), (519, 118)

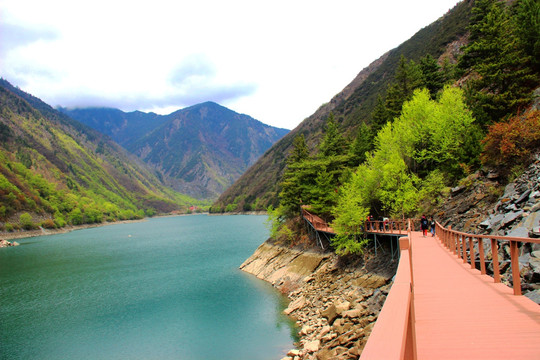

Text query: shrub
(19, 212), (36, 230)
(481, 110), (540, 168)
(41, 219), (56, 229)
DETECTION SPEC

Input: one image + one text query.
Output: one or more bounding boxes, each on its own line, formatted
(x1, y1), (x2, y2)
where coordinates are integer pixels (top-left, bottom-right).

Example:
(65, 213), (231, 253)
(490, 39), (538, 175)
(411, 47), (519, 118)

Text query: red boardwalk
(410, 231), (540, 359)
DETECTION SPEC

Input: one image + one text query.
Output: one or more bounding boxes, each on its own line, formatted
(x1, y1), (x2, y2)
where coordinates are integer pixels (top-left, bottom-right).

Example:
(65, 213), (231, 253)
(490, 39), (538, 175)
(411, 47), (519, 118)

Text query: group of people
(420, 215), (436, 237)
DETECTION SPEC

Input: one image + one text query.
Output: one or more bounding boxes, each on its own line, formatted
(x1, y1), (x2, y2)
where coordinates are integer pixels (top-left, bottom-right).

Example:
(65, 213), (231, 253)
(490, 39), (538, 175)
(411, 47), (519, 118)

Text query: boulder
(501, 211), (523, 228)
(284, 296), (306, 315)
(321, 304), (338, 325)
(507, 227), (530, 238)
(304, 340), (320, 353)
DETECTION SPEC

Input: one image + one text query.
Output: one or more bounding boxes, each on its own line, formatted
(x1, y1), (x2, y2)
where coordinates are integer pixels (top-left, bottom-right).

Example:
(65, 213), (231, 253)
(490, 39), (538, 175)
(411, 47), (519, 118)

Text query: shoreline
(0, 211), (266, 244)
(0, 218), (150, 243)
(240, 241), (397, 360)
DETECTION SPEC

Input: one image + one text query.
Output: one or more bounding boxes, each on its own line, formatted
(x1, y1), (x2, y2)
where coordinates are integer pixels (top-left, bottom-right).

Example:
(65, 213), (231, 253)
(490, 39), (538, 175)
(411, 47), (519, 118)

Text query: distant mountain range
(60, 103), (288, 199)
(0, 79), (198, 227)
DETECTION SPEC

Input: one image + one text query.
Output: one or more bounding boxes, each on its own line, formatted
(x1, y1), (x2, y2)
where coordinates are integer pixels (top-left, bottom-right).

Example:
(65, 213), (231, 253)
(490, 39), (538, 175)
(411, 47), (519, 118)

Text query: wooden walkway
(410, 230), (540, 359)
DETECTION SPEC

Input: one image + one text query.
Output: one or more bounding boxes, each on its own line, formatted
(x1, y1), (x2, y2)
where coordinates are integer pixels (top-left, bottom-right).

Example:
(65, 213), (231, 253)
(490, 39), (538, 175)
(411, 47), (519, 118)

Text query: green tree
(371, 95), (391, 133)
(318, 113), (346, 158)
(288, 134), (309, 164)
(459, 0), (538, 125)
(348, 122), (373, 166)
(19, 212), (35, 230)
(419, 54), (445, 98)
(385, 56), (423, 121)
(513, 0), (540, 72)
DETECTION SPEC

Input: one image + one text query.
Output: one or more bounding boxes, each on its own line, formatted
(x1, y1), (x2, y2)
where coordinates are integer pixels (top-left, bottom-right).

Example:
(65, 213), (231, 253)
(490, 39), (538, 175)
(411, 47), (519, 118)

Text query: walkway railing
(365, 220), (410, 235)
(361, 220), (539, 360)
(435, 222), (540, 295)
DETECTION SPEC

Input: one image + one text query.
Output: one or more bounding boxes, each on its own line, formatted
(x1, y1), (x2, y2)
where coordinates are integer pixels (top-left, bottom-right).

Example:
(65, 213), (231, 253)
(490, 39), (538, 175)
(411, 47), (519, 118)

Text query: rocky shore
(240, 242), (397, 360)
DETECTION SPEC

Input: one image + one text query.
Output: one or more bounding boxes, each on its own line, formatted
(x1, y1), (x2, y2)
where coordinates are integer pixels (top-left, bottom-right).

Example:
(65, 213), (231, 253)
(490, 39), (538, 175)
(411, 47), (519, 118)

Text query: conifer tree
(385, 56), (423, 120)
(419, 54), (445, 98)
(459, 0), (538, 125)
(318, 113), (345, 158)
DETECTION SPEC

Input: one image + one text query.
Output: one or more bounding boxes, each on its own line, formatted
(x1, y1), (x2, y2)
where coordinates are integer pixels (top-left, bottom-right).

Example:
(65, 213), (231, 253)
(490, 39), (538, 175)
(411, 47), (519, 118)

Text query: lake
(0, 215), (296, 360)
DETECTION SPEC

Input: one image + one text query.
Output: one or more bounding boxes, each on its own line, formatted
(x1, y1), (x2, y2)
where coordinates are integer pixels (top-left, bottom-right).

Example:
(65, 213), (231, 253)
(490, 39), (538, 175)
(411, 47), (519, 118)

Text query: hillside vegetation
(0, 79), (202, 232)
(62, 102), (288, 199)
(215, 0), (540, 254)
(212, 0), (475, 212)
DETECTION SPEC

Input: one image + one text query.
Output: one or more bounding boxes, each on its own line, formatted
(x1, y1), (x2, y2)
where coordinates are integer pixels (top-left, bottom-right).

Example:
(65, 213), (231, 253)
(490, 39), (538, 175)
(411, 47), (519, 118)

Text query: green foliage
(19, 212), (35, 230)
(318, 114), (346, 158)
(459, 0), (539, 125)
(333, 86), (479, 228)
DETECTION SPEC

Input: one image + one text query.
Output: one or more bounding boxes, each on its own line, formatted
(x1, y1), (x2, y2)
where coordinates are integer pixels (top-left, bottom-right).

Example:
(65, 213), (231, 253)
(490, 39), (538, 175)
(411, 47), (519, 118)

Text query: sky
(0, 0), (461, 130)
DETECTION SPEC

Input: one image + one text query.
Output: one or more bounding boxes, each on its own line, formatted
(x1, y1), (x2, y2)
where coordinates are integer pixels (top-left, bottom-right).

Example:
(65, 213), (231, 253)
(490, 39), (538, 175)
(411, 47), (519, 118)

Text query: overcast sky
(0, 0), (461, 130)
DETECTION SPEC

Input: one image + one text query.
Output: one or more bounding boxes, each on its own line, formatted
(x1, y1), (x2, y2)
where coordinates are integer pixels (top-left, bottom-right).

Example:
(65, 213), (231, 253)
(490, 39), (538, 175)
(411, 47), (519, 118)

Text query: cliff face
(240, 242), (397, 360)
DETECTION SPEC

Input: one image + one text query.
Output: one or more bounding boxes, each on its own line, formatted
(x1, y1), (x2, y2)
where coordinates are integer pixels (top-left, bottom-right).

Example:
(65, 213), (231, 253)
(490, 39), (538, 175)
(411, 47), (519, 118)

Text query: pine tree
(288, 133), (309, 164)
(419, 54), (445, 98)
(385, 56), (423, 120)
(318, 113), (346, 158)
(371, 94), (390, 133)
(459, 0), (538, 125)
(348, 122), (373, 166)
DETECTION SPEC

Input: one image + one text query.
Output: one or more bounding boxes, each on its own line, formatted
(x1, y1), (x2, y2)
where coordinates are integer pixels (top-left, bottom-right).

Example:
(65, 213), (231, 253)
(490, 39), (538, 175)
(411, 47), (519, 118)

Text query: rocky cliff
(240, 242), (397, 360)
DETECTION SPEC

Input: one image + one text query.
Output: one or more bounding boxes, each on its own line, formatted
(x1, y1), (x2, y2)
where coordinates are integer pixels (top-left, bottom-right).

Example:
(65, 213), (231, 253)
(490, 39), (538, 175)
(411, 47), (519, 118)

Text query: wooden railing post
(491, 238), (501, 283)
(469, 237), (475, 269)
(510, 241), (522, 295)
(478, 238), (486, 275)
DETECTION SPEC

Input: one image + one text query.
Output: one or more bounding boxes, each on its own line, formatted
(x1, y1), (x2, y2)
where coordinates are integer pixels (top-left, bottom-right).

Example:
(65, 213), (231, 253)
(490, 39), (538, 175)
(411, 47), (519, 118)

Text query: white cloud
(0, 0), (461, 129)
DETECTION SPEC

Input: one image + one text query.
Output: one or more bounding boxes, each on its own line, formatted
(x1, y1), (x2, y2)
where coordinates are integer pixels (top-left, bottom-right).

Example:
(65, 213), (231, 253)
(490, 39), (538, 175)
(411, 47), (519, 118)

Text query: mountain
(58, 107), (168, 147)
(0, 79), (200, 229)
(63, 102), (289, 199)
(212, 0), (473, 212)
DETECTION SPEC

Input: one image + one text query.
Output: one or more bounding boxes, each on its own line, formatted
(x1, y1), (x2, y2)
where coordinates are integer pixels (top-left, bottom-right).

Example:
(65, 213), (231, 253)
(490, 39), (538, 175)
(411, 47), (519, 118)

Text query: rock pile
(240, 242), (396, 360)
(437, 155), (540, 303)
(281, 260), (393, 360)
(0, 239), (19, 247)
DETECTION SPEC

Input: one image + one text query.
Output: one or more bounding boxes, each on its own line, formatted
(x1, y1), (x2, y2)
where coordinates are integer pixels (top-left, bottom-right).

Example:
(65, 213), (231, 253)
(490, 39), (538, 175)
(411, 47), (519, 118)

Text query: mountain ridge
(0, 78), (200, 230)
(212, 0), (473, 212)
(62, 101), (289, 199)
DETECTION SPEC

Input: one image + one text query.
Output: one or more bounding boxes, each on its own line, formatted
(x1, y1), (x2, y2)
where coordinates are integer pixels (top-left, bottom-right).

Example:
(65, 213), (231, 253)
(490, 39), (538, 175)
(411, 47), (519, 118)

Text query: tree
(459, 0), (538, 125)
(288, 134), (309, 164)
(513, 0), (540, 72)
(318, 113), (346, 158)
(348, 122), (373, 166)
(385, 56), (423, 121)
(419, 54), (445, 98)
(371, 95), (390, 133)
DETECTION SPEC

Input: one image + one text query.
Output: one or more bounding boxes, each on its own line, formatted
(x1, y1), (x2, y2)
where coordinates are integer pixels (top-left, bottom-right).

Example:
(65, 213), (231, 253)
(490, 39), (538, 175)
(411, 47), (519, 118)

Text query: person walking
(421, 215), (428, 237)
(430, 216), (436, 237)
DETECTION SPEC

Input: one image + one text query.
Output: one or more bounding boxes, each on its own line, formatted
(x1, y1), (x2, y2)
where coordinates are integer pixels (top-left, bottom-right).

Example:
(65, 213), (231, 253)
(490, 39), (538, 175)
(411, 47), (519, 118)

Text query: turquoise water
(0, 215), (296, 360)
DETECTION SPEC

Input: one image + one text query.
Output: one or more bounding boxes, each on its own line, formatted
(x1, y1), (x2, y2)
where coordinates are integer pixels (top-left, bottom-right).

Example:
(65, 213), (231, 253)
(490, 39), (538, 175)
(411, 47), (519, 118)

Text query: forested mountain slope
(0, 79), (198, 230)
(62, 102), (289, 199)
(213, 0), (474, 212)
(59, 107), (167, 148)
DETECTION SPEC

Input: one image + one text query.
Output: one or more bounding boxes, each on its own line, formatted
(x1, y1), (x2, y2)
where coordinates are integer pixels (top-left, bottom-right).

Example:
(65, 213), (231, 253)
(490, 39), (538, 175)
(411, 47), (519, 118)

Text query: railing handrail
(435, 221), (538, 295)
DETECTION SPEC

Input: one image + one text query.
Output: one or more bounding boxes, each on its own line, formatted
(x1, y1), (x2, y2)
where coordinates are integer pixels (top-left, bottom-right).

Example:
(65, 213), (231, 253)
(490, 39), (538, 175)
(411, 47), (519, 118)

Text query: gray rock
(516, 189), (532, 204)
(501, 211), (524, 228)
(524, 289), (540, 304)
(507, 226), (530, 238)
(519, 253), (531, 267)
(485, 214), (505, 230)
(451, 185), (466, 195)
(479, 219), (491, 228)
